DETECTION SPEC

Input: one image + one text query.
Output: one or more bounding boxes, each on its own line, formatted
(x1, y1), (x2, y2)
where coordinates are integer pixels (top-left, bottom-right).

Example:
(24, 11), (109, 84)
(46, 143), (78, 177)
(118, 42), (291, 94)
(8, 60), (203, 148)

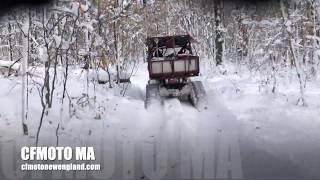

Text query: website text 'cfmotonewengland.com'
(21, 163), (101, 171)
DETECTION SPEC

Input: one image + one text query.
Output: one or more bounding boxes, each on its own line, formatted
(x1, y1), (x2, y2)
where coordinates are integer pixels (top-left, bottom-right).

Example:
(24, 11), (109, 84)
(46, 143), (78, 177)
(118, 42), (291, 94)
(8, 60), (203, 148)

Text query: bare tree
(280, 0), (307, 106)
(214, 0), (224, 66)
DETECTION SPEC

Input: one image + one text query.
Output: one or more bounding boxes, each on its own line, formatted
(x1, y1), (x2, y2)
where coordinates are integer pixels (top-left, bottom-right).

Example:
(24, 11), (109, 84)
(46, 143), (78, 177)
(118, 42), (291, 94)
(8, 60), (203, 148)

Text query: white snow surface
(0, 63), (320, 179)
(0, 60), (21, 70)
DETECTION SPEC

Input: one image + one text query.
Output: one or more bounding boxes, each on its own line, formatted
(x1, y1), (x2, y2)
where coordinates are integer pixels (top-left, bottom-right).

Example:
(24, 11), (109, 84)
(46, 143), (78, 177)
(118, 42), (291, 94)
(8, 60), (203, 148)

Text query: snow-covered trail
(116, 65), (320, 179)
(1, 64), (320, 180)
(103, 92), (243, 180)
(93, 62), (246, 179)
(75, 65), (246, 180)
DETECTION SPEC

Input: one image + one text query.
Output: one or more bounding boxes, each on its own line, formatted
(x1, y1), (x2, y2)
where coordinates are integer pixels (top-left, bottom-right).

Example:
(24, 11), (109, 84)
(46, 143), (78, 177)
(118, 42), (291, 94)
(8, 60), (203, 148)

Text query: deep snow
(0, 63), (320, 179)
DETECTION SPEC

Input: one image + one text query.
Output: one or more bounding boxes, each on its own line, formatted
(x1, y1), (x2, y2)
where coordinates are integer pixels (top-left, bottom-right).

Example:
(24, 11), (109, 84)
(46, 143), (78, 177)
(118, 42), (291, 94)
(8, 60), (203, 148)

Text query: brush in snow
(144, 35), (207, 110)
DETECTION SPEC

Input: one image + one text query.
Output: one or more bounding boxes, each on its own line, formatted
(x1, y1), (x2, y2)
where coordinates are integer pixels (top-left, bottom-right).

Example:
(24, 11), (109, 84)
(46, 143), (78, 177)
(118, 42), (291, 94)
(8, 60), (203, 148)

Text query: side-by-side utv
(145, 35), (207, 110)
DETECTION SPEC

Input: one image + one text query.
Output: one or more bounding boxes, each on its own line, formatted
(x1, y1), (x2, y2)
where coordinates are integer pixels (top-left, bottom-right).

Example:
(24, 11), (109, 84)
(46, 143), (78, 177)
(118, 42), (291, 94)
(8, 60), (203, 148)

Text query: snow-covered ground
(0, 63), (320, 179)
(206, 71), (320, 178)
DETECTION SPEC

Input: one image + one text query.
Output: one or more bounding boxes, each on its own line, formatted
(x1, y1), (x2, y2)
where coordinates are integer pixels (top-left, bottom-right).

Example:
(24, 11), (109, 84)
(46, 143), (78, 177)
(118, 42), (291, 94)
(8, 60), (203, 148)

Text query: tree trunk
(214, 0), (223, 66)
(8, 22), (13, 62)
(21, 9), (31, 136)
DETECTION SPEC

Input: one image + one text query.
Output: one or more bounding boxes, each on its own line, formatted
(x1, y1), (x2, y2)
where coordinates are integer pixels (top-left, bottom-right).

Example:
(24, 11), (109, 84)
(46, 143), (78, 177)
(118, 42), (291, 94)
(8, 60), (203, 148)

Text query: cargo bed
(148, 55), (199, 80)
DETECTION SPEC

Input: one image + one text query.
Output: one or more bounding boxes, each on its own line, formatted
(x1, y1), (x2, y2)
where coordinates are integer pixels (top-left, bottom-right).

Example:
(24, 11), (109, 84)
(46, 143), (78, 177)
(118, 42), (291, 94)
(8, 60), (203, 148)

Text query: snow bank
(205, 69), (320, 177)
